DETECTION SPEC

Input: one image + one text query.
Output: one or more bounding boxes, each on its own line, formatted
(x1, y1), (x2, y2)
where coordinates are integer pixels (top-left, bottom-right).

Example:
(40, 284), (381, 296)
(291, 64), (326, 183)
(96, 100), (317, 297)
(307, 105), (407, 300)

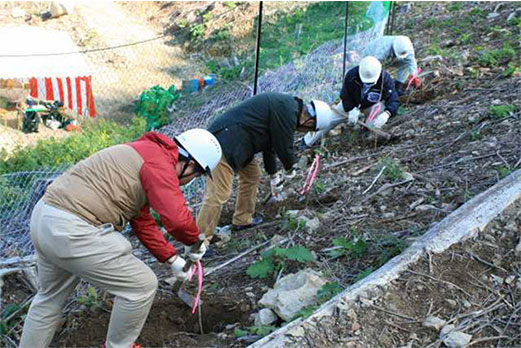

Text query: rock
(50, 2), (68, 18)
(415, 204), (436, 212)
(507, 9), (521, 22)
(298, 216), (320, 233)
(505, 275), (515, 285)
(491, 274), (504, 286)
(487, 12), (500, 20)
(402, 172), (414, 182)
(484, 234), (496, 243)
(214, 225), (231, 244)
(462, 299), (472, 308)
(491, 99), (502, 105)
(517, 278), (521, 290)
(441, 324), (455, 336)
(287, 326), (305, 337)
(442, 331), (472, 348)
(420, 55), (444, 63)
(246, 292), (256, 298)
(445, 299), (457, 308)
(351, 322), (361, 332)
(423, 316), (447, 331)
(350, 206), (364, 213)
(259, 269), (326, 321)
(515, 240), (521, 256)
(254, 308), (278, 326)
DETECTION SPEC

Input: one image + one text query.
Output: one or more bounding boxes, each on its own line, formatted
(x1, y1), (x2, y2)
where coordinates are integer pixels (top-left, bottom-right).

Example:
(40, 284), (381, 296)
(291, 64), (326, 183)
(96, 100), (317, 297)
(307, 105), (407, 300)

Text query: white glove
(348, 108), (361, 125)
(367, 111), (390, 129)
(270, 173), (285, 197)
(168, 255), (190, 281)
(184, 242), (207, 262)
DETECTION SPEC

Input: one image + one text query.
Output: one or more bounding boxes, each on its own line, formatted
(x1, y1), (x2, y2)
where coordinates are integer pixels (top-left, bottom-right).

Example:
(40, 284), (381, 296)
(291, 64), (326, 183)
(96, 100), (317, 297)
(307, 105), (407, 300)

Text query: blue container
(203, 74), (216, 87)
(182, 79), (199, 93)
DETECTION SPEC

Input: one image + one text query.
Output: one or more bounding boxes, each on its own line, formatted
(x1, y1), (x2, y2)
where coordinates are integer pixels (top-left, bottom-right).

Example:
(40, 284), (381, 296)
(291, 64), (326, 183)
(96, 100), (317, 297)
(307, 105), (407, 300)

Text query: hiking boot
(231, 215), (264, 231)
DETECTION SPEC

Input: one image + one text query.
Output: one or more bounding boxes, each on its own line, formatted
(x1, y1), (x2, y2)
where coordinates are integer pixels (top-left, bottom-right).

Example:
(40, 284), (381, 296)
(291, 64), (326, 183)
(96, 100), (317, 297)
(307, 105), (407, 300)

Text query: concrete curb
(250, 169), (521, 347)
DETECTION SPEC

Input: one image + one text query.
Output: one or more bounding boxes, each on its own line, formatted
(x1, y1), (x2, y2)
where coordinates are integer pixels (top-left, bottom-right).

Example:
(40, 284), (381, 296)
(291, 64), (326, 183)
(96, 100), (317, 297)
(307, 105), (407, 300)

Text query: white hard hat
(393, 36), (414, 59)
(310, 100), (336, 131)
(175, 129), (222, 178)
(359, 56), (382, 84)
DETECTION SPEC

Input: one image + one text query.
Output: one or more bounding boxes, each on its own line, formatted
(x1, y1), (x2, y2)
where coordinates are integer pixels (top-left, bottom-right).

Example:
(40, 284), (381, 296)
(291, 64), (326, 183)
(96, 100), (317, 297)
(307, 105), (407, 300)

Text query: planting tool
(177, 234), (205, 310)
(329, 105), (392, 141)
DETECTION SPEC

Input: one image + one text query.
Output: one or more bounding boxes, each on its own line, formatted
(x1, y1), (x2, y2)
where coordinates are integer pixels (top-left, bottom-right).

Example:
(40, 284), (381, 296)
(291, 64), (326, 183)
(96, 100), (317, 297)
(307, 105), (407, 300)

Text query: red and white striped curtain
(29, 76), (96, 117)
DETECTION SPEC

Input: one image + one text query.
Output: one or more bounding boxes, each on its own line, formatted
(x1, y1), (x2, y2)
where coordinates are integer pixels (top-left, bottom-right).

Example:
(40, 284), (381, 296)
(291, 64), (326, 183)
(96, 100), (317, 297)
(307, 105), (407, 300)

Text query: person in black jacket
(197, 92), (336, 241)
(303, 56), (399, 147)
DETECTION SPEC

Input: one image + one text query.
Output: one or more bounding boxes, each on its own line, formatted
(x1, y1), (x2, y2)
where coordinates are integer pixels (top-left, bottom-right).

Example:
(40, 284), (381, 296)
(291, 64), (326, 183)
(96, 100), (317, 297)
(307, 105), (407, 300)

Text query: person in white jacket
(361, 35), (420, 95)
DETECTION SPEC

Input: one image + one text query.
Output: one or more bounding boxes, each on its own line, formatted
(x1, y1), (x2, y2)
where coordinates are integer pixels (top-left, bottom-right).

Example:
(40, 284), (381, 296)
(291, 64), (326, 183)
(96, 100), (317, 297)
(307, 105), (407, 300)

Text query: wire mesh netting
(0, 1), (391, 259)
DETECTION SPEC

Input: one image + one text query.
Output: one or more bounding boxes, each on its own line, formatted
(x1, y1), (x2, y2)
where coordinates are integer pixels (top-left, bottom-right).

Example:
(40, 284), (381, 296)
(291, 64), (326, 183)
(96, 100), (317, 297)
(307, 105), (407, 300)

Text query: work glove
(409, 75), (421, 89)
(184, 242), (207, 262)
(367, 111), (390, 129)
(299, 137), (311, 150)
(270, 173), (286, 201)
(348, 108), (361, 125)
(168, 255), (190, 281)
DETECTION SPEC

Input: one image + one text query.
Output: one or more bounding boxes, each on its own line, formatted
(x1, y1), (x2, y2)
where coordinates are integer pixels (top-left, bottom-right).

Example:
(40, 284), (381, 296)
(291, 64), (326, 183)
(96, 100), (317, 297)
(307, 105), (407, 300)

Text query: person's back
(208, 92), (300, 173)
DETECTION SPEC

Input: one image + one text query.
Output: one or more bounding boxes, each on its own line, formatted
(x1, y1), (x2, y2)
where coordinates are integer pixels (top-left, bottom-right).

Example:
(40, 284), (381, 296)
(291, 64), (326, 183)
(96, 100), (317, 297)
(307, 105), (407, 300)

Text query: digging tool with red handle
(177, 234), (206, 309)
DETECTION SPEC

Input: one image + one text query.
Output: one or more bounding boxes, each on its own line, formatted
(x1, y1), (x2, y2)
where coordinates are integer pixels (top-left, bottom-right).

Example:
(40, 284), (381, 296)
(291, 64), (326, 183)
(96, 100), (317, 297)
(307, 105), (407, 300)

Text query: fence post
(253, 1), (263, 96)
(342, 2), (349, 81)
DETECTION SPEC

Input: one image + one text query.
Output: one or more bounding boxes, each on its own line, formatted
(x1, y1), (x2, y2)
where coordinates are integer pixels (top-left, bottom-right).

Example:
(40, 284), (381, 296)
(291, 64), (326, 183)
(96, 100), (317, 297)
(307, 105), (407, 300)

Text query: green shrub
(478, 44), (516, 67)
(0, 117), (146, 175)
(247, 246), (315, 279)
(379, 157), (405, 182)
(489, 104), (515, 118)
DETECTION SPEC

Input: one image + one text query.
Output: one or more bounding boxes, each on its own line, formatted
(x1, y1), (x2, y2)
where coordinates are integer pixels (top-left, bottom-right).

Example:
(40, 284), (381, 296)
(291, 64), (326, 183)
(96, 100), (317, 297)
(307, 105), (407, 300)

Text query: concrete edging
(250, 169), (521, 347)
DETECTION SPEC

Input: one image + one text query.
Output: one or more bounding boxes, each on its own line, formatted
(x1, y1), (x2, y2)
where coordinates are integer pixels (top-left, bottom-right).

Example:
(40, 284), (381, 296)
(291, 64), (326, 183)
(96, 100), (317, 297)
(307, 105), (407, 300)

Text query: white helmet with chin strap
(359, 56), (382, 84)
(393, 36), (414, 59)
(309, 100), (337, 131)
(175, 129), (222, 178)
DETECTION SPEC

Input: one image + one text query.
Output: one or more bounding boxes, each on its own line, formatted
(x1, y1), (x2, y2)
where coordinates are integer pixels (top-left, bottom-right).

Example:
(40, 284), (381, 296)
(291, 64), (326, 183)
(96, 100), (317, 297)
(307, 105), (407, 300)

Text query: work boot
(231, 215), (264, 232)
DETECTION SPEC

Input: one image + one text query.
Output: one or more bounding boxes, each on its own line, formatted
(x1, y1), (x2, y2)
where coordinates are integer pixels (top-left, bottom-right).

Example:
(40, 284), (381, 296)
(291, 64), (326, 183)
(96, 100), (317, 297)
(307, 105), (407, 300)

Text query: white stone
(515, 239), (521, 256)
(259, 269), (326, 321)
(254, 308), (278, 326)
(505, 275), (515, 285)
(423, 316), (446, 331)
(487, 12), (500, 19)
(445, 299), (457, 308)
(299, 216), (320, 233)
(442, 331), (472, 348)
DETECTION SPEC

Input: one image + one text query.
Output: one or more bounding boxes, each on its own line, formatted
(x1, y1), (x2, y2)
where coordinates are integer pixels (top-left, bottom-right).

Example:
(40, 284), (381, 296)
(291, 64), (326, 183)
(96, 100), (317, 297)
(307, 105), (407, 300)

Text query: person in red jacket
(19, 129), (222, 348)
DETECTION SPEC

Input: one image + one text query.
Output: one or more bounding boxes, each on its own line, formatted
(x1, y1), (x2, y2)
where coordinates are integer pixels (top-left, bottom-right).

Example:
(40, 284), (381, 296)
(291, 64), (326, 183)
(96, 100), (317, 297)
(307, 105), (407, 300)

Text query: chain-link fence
(0, 1), (391, 259)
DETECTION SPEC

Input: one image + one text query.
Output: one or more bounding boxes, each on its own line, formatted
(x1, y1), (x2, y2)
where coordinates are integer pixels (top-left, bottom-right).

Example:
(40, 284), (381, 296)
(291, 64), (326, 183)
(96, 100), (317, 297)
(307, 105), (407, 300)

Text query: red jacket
(129, 132), (199, 262)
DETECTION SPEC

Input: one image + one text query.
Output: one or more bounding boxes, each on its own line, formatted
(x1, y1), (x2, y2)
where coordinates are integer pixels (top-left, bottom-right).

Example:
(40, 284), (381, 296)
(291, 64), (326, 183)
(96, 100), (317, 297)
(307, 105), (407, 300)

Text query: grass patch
(478, 44), (517, 67)
(0, 117), (146, 175)
(379, 157), (405, 182)
(489, 104), (515, 119)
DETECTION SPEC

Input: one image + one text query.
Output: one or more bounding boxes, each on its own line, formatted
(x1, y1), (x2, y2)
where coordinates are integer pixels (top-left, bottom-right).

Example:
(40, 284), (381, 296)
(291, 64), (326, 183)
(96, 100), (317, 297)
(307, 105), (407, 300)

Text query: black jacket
(208, 93), (300, 175)
(340, 66), (399, 117)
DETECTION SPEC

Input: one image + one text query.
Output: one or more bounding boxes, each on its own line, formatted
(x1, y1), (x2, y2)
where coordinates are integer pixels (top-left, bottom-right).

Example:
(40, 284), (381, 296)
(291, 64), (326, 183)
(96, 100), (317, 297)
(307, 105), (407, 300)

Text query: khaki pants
(196, 157), (260, 240)
(20, 200), (158, 348)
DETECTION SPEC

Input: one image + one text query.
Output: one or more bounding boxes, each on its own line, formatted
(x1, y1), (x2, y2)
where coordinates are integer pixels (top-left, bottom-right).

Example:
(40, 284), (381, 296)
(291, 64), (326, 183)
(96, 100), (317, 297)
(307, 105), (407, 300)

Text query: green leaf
(277, 246), (315, 262)
(316, 281), (343, 302)
(1, 304), (20, 320)
(234, 328), (249, 338)
(247, 258), (275, 279)
(249, 325), (277, 337)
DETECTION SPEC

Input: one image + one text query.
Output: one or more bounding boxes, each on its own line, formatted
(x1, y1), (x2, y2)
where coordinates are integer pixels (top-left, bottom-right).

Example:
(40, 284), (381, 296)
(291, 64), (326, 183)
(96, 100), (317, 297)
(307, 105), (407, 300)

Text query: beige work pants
(196, 157), (261, 241)
(20, 200), (158, 348)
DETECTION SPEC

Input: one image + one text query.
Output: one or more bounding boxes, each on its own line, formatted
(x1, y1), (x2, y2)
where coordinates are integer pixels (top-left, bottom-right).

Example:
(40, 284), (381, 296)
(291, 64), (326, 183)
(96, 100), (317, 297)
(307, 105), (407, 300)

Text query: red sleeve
(130, 205), (176, 262)
(139, 161), (199, 246)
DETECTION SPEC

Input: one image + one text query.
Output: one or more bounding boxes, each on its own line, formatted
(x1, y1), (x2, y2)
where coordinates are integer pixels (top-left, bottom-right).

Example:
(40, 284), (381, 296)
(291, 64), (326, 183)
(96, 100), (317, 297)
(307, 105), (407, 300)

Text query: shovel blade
(177, 287), (202, 308)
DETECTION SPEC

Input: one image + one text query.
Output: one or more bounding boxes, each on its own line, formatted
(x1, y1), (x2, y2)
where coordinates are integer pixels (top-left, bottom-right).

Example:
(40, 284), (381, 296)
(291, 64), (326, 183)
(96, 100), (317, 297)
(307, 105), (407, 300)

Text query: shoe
(202, 245), (219, 259)
(231, 215), (264, 231)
